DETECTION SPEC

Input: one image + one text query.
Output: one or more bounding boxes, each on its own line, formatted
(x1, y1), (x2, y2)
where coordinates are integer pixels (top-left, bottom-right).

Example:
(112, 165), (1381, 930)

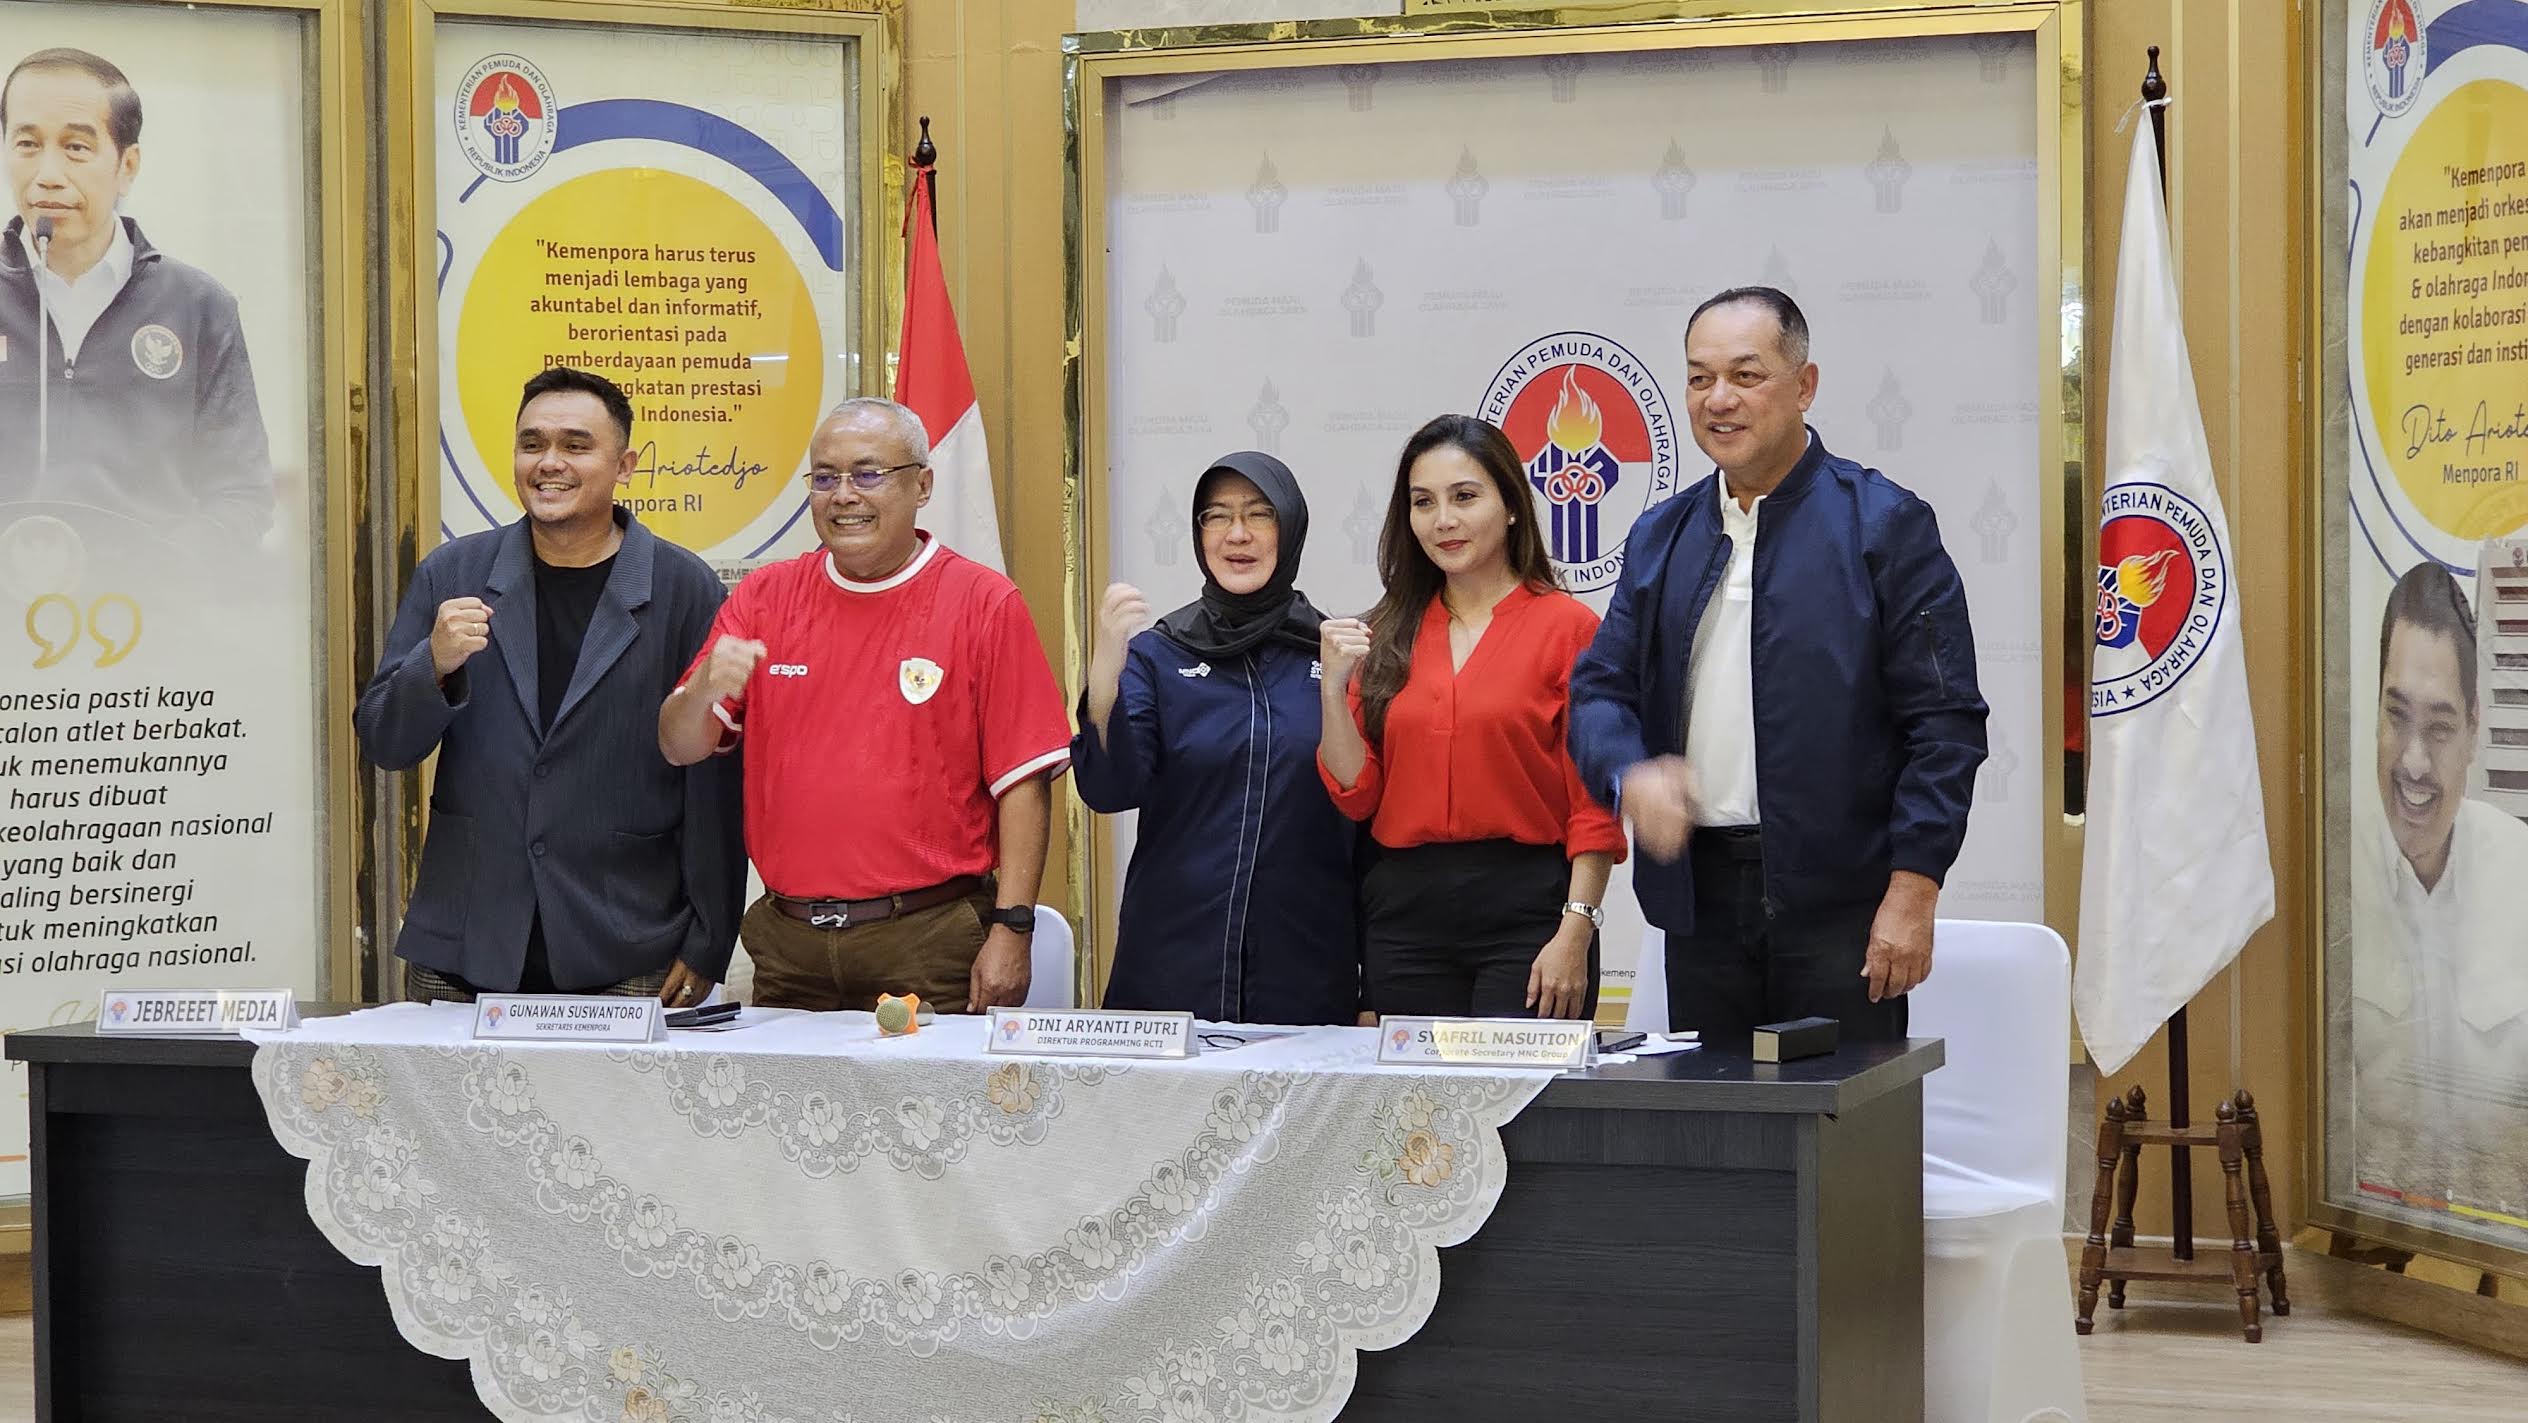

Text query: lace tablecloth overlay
(248, 1006), (1551, 1423)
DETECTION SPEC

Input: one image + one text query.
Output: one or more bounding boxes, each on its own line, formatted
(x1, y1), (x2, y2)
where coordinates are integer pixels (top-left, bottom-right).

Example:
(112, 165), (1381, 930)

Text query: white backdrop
(1092, 33), (2048, 1010)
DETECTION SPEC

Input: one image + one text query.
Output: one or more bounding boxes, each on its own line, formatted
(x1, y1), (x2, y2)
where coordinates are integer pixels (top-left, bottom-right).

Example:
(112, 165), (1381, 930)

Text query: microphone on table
(30, 216), (54, 480)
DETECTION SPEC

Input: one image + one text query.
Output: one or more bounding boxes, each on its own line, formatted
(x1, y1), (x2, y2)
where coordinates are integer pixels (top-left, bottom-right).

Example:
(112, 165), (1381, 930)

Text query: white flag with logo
(2074, 115), (2274, 1074)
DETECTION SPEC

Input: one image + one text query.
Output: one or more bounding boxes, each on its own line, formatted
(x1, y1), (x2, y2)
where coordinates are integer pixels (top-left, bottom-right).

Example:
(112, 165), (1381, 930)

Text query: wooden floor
(0, 1302), (2515, 1420)
(2077, 1296), (2527, 1420)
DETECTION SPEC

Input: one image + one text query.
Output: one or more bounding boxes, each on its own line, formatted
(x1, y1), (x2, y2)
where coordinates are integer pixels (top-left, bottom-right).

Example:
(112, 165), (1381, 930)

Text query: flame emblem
(2113, 549), (2181, 609)
(1544, 369), (1604, 456)
(484, 74), (528, 145)
(2095, 547), (2184, 648)
(1536, 370), (1612, 505)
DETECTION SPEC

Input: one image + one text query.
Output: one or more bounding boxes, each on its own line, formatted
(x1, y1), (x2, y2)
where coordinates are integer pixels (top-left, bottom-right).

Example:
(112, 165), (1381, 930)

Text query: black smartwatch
(990, 906), (1036, 934)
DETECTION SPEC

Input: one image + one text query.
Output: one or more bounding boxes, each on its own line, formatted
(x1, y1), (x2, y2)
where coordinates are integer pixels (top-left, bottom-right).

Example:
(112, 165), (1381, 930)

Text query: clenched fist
(1093, 583), (1153, 669)
(698, 635), (768, 700)
(430, 598), (493, 679)
(1620, 755), (1699, 865)
(1318, 617), (1371, 689)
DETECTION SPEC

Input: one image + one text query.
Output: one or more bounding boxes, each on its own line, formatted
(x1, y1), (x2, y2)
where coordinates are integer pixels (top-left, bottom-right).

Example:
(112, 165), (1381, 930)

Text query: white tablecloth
(247, 1006), (1551, 1423)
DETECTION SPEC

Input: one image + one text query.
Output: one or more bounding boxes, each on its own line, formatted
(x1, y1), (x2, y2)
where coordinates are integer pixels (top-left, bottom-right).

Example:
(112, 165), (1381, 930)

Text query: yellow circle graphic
(2362, 79), (2528, 542)
(457, 168), (822, 549)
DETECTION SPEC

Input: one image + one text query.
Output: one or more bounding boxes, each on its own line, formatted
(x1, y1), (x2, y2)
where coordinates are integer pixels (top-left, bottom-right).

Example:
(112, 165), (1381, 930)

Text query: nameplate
(986, 1008), (1194, 1060)
(98, 989), (299, 1035)
(1375, 1016), (1594, 1070)
(472, 995), (664, 1043)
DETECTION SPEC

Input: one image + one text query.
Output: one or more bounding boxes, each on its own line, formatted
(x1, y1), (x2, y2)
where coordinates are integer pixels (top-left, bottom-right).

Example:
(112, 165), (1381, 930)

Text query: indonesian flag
(2073, 115), (2274, 1073)
(895, 160), (1004, 571)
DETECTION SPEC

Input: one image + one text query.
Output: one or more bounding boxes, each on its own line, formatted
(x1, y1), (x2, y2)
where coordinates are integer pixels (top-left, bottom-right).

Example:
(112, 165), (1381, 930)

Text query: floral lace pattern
(252, 1033), (1547, 1423)
(612, 1051), (1116, 1180)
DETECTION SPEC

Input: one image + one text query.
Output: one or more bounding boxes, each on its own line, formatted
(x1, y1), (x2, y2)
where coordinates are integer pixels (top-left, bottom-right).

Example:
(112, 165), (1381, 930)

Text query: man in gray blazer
(356, 367), (741, 1006)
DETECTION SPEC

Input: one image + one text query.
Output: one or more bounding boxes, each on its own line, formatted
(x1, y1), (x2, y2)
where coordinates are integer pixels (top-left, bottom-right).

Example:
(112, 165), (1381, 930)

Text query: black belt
(1694, 825), (1764, 860)
(770, 875), (985, 929)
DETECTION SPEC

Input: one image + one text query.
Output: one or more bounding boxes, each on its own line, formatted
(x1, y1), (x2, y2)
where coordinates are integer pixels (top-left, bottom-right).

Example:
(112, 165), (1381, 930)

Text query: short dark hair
(2380, 561), (2477, 713)
(517, 367), (634, 447)
(2, 49), (142, 152)
(1686, 285), (1811, 368)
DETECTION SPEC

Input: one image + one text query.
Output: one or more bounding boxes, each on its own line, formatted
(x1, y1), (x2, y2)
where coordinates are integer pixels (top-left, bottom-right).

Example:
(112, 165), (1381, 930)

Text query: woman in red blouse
(1318, 415), (1626, 1020)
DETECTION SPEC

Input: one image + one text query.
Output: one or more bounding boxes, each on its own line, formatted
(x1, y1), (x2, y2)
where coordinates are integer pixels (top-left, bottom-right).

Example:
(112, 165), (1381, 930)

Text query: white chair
(1911, 920), (2086, 1423)
(1624, 929), (1670, 1033)
(1022, 905), (1076, 1009)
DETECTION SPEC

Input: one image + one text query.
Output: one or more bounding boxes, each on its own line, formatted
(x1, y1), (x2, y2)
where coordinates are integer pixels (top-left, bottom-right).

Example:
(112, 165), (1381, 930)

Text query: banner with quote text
(0, 2), (327, 1195)
(2334, 0), (2528, 1258)
(433, 19), (861, 570)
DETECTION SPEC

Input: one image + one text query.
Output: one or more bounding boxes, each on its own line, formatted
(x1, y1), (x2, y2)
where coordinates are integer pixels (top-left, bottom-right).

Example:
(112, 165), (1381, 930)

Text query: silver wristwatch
(1561, 901), (1605, 928)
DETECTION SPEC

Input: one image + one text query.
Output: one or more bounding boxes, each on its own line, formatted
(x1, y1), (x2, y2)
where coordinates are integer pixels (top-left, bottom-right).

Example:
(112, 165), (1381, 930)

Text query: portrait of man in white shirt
(2350, 560), (2528, 1223)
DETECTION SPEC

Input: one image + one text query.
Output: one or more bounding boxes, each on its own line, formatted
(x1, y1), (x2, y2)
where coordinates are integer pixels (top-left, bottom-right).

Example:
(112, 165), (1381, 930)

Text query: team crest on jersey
(130, 325), (182, 380)
(1479, 332), (1680, 593)
(2090, 481), (2228, 718)
(899, 657), (944, 705)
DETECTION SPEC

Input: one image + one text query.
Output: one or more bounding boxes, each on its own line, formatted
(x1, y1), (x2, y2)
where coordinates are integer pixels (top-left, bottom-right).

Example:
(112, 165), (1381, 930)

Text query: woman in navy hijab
(1072, 452), (1360, 1024)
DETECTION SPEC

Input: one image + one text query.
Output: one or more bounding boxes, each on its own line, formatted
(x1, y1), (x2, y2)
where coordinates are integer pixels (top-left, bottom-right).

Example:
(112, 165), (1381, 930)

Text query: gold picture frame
(0, 0), (367, 1216)
(1061, 1), (2087, 1009)
(2298, 0), (2528, 1285)
(374, 0), (899, 975)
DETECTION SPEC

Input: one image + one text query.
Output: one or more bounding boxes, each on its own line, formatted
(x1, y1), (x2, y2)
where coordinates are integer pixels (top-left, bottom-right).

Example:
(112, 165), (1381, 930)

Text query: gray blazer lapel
(484, 520), (541, 732)
(551, 516), (655, 732)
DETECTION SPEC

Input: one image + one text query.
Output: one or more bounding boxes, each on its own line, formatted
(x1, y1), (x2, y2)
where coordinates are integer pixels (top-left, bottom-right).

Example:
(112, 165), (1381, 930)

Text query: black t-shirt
(534, 552), (616, 730)
(516, 550), (616, 994)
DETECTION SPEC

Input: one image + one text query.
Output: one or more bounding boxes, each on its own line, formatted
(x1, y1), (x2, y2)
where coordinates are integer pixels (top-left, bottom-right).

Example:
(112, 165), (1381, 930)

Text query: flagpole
(913, 114), (938, 211)
(2138, 42), (2198, 1266)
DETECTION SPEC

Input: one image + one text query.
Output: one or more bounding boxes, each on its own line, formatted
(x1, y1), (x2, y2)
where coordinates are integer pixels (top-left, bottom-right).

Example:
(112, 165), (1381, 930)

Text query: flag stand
(2070, 46), (2288, 1344)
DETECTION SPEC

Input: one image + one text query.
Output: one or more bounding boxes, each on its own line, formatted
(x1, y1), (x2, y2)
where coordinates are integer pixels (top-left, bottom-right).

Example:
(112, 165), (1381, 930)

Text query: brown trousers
(739, 886), (993, 1013)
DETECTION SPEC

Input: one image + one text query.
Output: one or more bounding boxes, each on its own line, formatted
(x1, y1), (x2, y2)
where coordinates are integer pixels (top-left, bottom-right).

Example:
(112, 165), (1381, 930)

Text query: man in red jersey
(660, 398), (1069, 1012)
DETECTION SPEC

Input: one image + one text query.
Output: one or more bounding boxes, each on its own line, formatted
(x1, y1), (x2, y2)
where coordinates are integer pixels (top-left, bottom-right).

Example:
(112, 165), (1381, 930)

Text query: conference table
(8, 1006), (1938, 1422)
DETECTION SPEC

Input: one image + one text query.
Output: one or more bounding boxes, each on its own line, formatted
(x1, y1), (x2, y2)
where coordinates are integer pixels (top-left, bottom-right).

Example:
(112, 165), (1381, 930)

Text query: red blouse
(1318, 586), (1627, 860)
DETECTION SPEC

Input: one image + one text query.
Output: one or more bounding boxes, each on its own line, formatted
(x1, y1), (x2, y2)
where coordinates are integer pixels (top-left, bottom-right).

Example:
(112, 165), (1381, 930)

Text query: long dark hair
(1357, 415), (1560, 742)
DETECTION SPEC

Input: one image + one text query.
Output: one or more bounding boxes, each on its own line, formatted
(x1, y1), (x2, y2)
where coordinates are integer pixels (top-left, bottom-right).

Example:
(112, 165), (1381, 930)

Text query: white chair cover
(1024, 904), (1077, 1009)
(1624, 928), (1670, 1033)
(1912, 919), (2087, 1423)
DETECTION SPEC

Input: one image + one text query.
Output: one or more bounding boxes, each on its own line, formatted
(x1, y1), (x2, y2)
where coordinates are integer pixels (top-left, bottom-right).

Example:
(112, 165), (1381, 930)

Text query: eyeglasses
(1196, 506), (1279, 532)
(805, 462), (924, 493)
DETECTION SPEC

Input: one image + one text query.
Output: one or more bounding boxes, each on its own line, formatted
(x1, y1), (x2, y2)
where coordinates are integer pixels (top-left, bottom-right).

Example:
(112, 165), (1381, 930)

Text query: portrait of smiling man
(0, 46), (275, 542)
(358, 366), (743, 1008)
(660, 397), (1071, 1014)
(2350, 560), (2528, 1209)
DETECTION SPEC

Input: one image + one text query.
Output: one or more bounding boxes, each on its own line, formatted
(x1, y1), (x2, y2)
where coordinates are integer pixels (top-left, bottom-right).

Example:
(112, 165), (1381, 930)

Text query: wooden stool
(2074, 1086), (2288, 1341)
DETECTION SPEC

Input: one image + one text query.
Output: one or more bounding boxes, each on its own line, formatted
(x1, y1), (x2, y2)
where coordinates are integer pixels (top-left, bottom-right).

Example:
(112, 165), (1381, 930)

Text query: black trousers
(1363, 839), (1597, 1020)
(1664, 827), (1906, 1048)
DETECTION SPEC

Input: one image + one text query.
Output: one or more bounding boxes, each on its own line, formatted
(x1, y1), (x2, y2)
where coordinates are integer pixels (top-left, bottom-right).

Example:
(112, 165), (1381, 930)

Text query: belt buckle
(807, 901), (851, 929)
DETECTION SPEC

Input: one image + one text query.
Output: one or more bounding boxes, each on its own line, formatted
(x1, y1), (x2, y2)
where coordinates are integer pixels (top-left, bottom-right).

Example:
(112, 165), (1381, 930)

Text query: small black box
(1752, 1016), (1838, 1063)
